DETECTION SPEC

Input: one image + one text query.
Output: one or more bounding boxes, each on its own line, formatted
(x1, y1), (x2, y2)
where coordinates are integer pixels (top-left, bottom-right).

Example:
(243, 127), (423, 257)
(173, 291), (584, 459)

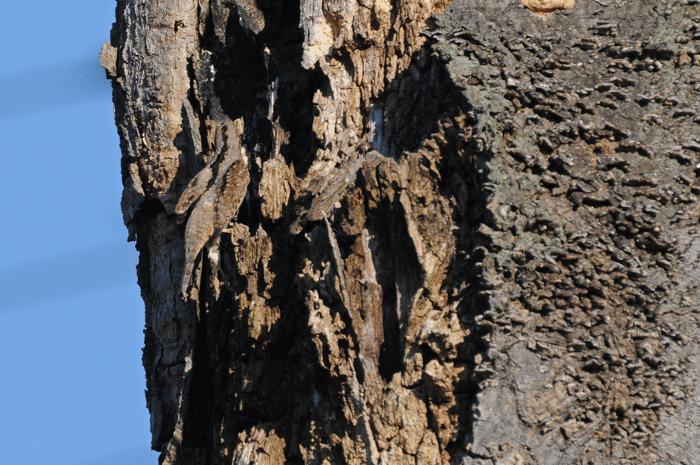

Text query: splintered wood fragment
(360, 229), (384, 365)
(324, 214), (385, 367)
(398, 190), (427, 276)
(233, 0), (265, 34)
(180, 99), (203, 175)
(259, 121), (293, 221)
(290, 151), (366, 233)
(521, 0), (574, 16)
(324, 213), (352, 309)
(307, 153), (365, 221)
(259, 156), (294, 221)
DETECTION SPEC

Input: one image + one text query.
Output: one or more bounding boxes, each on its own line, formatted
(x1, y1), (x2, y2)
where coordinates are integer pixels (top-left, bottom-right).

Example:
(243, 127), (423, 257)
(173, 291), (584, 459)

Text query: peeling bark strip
(521, 0), (574, 16)
(104, 0), (700, 463)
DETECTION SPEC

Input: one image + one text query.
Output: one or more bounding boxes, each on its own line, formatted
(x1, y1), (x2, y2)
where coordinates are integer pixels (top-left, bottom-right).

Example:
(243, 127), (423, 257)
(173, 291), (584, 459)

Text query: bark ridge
(103, 0), (700, 463)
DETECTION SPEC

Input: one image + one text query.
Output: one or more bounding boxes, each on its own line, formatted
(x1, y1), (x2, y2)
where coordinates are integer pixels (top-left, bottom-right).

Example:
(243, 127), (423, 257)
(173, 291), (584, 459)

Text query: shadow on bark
(172, 8), (496, 461)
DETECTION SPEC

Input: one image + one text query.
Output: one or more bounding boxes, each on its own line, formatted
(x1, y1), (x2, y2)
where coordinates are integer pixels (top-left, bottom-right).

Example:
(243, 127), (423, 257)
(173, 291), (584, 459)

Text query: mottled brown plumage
(176, 120), (249, 300)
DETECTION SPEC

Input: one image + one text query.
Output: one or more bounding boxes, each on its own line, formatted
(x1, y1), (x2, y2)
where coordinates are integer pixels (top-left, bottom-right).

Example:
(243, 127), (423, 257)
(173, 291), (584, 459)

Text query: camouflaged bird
(175, 119), (250, 301)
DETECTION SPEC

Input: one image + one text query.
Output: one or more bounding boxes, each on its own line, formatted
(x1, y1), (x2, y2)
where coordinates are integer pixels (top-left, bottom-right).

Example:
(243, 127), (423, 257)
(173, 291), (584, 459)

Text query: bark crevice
(106, 0), (700, 463)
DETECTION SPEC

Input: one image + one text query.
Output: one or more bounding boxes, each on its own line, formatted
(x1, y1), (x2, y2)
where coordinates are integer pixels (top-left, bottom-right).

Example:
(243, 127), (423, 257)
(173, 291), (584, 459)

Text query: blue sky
(0, 2), (158, 464)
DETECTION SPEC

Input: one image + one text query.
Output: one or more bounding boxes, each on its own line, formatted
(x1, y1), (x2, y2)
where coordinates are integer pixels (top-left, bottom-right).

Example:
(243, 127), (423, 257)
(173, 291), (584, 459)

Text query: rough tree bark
(102, 0), (700, 463)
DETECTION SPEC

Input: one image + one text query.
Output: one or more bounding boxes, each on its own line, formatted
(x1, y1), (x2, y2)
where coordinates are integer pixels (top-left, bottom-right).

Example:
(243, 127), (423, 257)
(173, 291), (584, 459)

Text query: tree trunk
(102, 0), (700, 463)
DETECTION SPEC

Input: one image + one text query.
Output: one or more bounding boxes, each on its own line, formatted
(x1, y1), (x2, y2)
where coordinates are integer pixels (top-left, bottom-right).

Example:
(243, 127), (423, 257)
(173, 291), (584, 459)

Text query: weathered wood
(103, 0), (700, 463)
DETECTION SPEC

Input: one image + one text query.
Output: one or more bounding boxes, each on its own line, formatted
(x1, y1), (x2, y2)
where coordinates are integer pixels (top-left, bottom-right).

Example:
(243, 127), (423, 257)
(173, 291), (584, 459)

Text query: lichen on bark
(104, 0), (700, 463)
